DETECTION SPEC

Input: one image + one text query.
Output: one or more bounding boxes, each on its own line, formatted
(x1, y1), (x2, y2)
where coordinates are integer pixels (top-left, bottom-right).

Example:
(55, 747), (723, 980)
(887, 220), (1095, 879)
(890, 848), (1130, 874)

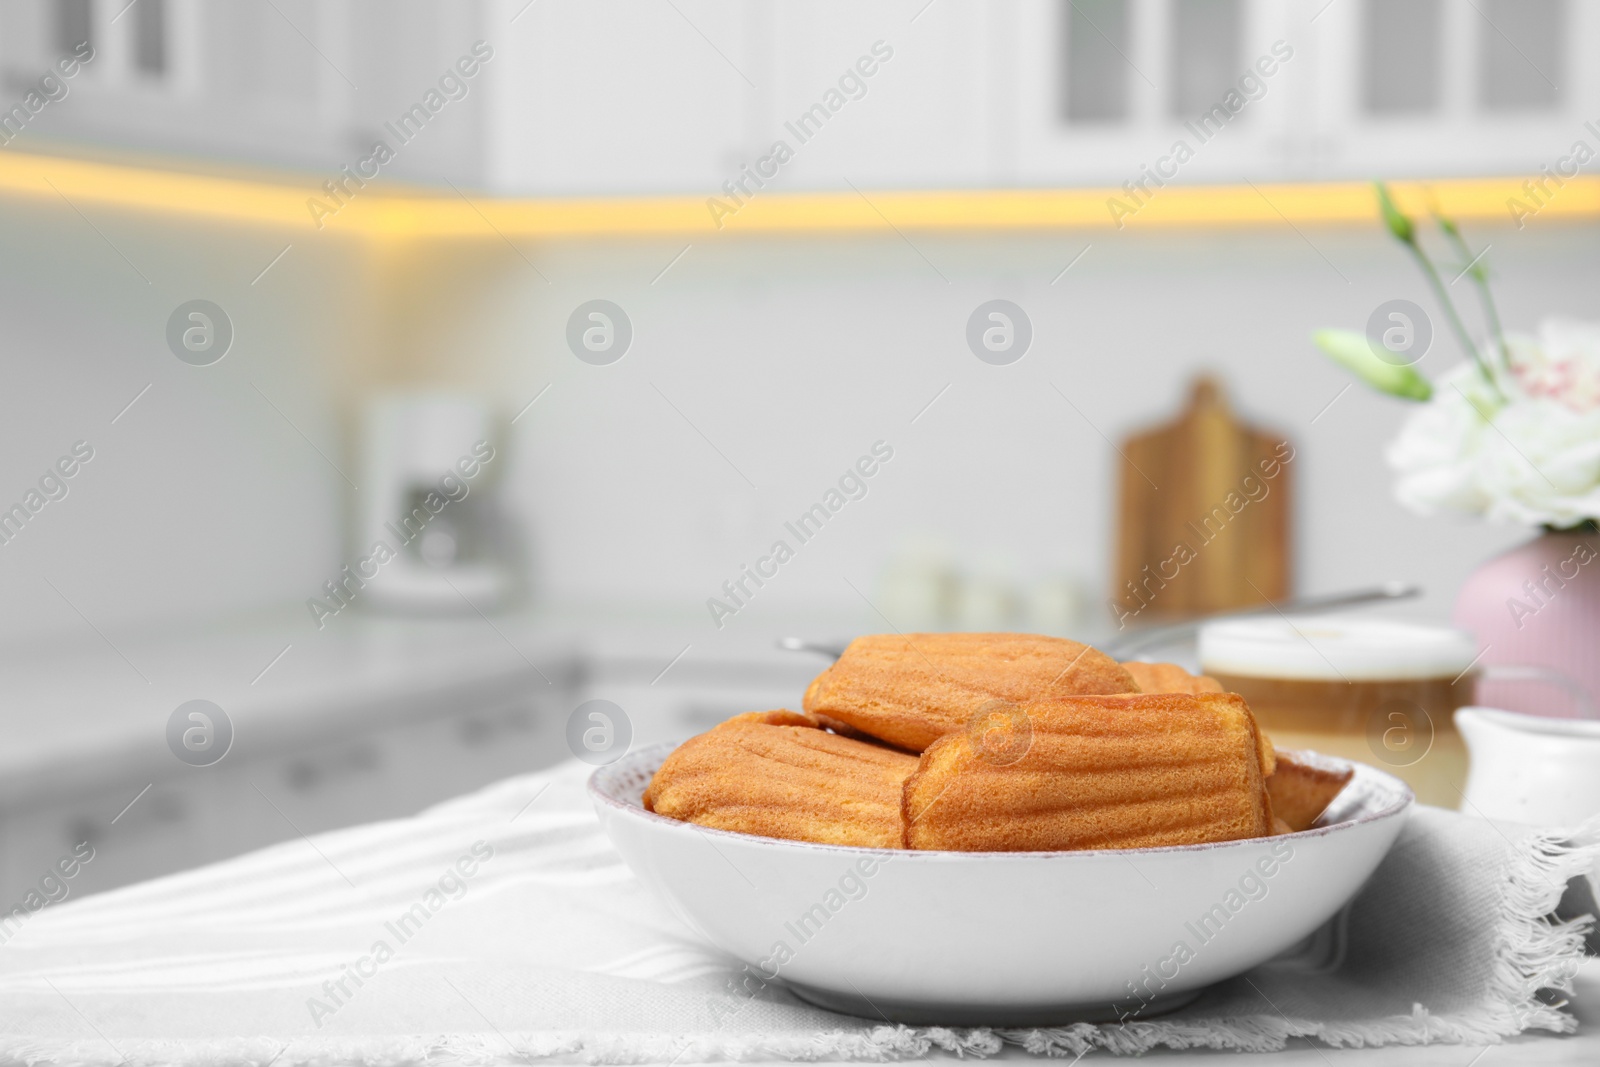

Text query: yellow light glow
(0, 151), (1591, 239)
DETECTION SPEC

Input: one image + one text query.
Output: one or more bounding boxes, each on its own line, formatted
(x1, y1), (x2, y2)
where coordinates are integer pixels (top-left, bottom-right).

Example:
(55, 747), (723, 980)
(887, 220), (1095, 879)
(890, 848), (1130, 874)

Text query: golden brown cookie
(643, 710), (916, 848)
(1265, 749), (1354, 832)
(803, 633), (1139, 752)
(901, 693), (1275, 852)
(1121, 661), (1225, 696)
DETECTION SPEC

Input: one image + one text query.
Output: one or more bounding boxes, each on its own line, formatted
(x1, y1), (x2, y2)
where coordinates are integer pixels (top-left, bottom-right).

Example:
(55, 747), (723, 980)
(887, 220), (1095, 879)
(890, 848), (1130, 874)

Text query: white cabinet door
(487, 0), (752, 194)
(765, 2), (994, 190)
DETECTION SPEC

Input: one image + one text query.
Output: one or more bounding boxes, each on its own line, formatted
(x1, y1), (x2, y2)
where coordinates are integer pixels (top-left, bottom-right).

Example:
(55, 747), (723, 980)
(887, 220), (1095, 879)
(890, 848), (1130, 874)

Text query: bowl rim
(588, 738), (1415, 860)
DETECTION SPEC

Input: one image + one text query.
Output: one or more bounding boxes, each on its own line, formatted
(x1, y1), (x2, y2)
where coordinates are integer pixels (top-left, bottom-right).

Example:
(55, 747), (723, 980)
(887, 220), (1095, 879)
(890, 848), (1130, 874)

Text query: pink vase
(1452, 525), (1600, 718)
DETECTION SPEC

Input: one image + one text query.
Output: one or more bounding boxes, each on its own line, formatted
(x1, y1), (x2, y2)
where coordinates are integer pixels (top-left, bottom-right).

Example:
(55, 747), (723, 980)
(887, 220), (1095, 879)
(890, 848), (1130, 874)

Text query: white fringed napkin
(0, 758), (1593, 1064)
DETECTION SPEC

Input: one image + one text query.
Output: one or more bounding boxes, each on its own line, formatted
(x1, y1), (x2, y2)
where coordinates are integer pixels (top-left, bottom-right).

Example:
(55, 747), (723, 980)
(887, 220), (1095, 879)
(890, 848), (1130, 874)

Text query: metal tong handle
(775, 637), (850, 660)
(1100, 581), (1422, 658)
(778, 582), (1423, 663)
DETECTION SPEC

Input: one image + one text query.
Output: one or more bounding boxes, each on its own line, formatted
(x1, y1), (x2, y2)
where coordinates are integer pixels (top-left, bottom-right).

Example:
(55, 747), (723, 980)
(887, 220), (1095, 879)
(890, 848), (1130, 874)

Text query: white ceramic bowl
(590, 743), (1412, 1026)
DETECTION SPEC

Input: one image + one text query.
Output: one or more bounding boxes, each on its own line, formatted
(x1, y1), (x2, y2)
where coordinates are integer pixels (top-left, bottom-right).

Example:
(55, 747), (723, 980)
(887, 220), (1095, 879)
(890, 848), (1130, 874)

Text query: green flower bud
(1312, 329), (1433, 401)
(1374, 182), (1415, 245)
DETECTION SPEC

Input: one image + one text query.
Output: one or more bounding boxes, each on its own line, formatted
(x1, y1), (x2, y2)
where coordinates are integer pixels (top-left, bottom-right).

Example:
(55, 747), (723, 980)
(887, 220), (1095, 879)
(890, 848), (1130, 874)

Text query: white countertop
(0, 602), (837, 808)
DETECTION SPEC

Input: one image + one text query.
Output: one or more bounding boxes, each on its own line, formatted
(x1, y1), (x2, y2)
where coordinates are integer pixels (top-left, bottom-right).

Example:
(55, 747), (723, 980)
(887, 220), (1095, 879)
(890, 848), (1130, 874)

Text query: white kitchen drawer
(0, 667), (570, 906)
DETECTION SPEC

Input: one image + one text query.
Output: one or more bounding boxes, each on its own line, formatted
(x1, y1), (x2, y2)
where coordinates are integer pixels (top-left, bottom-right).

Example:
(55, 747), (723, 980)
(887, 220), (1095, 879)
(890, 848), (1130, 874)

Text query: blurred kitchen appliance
(358, 395), (518, 612)
(1113, 375), (1292, 623)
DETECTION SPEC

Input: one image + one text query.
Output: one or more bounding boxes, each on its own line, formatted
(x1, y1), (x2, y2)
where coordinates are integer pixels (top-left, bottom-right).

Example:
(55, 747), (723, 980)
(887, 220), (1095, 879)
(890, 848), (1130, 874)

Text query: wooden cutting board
(1111, 376), (1293, 625)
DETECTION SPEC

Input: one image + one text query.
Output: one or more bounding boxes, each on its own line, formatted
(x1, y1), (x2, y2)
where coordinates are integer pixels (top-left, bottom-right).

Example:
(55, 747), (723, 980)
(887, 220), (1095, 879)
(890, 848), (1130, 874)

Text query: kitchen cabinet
(0, 780), (209, 907)
(0, 0), (489, 182)
(577, 654), (817, 751)
(0, 614), (820, 908)
(0, 661), (568, 905)
(0, 613), (577, 906)
(3, 0), (1593, 196)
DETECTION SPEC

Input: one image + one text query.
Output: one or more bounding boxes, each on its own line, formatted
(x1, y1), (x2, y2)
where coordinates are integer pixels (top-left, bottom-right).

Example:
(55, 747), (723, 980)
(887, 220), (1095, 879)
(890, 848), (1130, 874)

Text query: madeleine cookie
(902, 693), (1275, 852)
(1121, 661), (1225, 696)
(1266, 749), (1354, 832)
(643, 710), (916, 849)
(803, 633), (1139, 752)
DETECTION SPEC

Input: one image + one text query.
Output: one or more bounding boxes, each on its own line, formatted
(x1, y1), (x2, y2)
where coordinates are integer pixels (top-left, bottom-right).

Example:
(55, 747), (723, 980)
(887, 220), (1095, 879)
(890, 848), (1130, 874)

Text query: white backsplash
(4, 207), (1576, 649)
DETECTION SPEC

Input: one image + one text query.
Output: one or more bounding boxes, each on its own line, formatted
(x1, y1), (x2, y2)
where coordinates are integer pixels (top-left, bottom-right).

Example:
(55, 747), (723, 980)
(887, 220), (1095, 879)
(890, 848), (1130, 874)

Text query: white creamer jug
(1457, 707), (1600, 824)
(1457, 706), (1600, 895)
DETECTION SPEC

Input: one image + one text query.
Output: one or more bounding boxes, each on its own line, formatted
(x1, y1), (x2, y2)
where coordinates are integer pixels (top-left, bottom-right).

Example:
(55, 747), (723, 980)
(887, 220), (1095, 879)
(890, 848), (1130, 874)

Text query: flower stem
(1435, 217), (1511, 374)
(1401, 238), (1506, 401)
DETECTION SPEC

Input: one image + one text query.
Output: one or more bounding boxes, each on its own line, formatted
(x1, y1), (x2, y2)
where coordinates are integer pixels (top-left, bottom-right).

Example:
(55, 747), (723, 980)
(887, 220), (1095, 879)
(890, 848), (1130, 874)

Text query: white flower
(1387, 319), (1600, 527)
(1507, 318), (1600, 413)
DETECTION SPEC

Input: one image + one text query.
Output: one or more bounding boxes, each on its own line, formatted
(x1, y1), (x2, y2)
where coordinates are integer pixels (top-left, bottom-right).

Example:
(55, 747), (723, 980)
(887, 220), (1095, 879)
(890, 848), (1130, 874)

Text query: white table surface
(7, 607), (1593, 1065)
